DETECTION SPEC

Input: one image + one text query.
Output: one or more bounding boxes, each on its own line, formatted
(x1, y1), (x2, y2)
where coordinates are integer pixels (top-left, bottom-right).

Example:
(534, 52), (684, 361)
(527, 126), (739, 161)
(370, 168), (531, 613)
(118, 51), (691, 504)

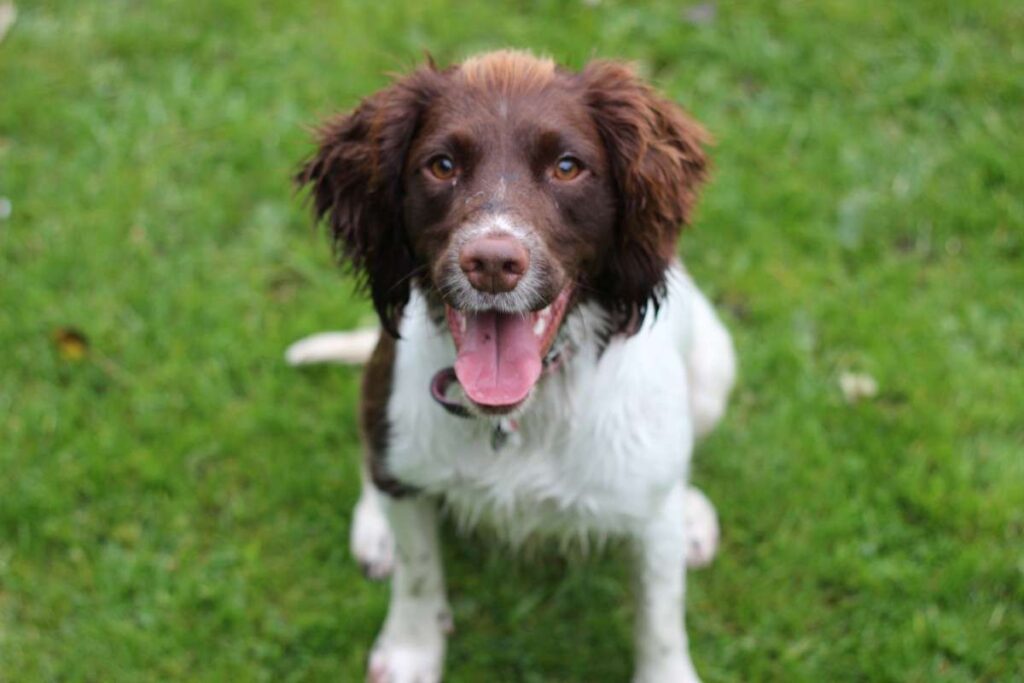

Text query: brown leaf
(0, 4), (15, 45)
(52, 326), (89, 361)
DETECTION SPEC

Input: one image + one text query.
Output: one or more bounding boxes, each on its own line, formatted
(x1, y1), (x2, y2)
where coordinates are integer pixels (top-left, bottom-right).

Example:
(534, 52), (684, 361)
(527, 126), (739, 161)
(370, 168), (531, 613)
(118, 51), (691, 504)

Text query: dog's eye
(428, 155), (457, 180)
(553, 156), (583, 181)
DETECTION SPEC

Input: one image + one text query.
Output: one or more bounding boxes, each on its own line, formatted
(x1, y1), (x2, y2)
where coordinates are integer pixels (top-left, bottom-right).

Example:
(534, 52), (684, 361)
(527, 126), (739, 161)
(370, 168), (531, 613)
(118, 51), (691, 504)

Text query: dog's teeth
(533, 316), (547, 336)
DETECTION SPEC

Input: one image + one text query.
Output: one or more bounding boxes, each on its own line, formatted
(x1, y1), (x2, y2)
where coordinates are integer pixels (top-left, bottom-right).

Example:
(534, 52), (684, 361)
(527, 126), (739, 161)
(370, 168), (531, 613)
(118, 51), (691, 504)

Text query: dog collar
(429, 343), (573, 448)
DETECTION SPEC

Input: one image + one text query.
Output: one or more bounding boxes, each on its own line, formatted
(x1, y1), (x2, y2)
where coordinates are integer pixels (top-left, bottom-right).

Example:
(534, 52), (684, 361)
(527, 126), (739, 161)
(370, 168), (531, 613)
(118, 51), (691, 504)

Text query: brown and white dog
(287, 50), (736, 683)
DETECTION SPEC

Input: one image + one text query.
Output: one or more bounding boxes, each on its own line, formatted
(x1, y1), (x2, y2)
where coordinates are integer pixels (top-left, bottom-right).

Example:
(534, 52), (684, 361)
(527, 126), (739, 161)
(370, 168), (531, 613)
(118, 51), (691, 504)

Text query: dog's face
(299, 51), (709, 412)
(404, 66), (615, 316)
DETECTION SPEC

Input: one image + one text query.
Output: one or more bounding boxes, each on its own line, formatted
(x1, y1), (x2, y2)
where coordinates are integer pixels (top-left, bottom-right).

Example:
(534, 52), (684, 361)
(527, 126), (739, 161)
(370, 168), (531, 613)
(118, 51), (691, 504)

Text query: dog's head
(298, 50), (709, 413)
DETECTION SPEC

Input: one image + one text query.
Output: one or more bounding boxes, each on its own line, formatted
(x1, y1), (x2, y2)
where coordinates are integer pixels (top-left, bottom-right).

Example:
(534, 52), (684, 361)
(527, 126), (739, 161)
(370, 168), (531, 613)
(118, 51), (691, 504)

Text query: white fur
(680, 271), (737, 439)
(368, 497), (450, 683)
(440, 212), (551, 315)
(351, 464), (396, 580)
(384, 268), (730, 542)
(298, 266), (736, 682)
(284, 328), (380, 365)
(633, 483), (701, 683)
(682, 485), (720, 569)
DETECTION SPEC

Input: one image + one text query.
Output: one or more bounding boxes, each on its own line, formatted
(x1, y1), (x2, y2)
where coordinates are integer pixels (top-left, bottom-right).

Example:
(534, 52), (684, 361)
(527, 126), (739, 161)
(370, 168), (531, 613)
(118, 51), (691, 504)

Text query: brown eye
(428, 155), (456, 180)
(553, 156), (583, 181)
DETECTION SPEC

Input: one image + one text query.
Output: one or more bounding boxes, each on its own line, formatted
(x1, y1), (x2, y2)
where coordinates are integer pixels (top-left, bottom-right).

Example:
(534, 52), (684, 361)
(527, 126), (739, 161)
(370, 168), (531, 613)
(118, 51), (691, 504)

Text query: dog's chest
(392, 389), (688, 541)
(383, 295), (694, 542)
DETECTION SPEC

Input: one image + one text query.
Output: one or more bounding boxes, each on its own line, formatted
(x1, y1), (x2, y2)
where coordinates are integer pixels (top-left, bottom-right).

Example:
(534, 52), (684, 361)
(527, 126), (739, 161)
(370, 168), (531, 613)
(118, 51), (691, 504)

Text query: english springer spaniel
(287, 50), (737, 683)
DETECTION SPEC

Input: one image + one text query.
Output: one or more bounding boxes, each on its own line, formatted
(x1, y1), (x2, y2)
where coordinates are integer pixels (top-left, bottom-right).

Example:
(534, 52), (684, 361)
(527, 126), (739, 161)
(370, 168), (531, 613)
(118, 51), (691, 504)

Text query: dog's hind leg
(351, 330), (404, 580)
(351, 463), (396, 580)
(683, 485), (719, 569)
(682, 278), (736, 440)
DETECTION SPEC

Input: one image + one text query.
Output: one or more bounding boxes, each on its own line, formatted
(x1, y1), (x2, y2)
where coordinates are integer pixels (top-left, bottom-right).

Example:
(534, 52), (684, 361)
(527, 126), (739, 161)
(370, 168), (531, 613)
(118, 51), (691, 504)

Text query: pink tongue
(453, 311), (543, 408)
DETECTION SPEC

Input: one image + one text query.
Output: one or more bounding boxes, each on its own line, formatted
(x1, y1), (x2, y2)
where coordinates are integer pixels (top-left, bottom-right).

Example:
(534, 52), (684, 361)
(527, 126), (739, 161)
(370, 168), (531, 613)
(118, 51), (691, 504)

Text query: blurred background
(1, 1), (1021, 681)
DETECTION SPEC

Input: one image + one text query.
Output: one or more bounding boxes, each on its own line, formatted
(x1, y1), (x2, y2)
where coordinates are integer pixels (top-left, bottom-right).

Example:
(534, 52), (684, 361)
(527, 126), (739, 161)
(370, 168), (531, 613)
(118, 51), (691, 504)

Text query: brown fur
(296, 67), (446, 337)
(359, 333), (416, 496)
(580, 60), (711, 326)
(458, 50), (557, 92)
(297, 52), (711, 493)
(297, 52), (709, 338)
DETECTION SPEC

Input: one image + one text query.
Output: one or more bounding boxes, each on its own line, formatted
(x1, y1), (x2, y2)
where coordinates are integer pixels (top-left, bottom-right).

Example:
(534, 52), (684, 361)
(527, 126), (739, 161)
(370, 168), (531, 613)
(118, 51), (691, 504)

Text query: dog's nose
(458, 236), (529, 294)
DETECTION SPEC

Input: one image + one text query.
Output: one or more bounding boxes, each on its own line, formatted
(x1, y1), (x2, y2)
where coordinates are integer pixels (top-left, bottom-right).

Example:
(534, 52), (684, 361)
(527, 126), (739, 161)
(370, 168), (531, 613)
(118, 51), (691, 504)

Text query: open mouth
(445, 287), (573, 411)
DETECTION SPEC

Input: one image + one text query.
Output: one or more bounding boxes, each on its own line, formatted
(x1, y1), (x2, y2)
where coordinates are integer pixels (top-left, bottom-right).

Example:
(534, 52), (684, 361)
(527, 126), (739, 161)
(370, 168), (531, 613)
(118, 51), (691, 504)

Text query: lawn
(1, 1), (1022, 681)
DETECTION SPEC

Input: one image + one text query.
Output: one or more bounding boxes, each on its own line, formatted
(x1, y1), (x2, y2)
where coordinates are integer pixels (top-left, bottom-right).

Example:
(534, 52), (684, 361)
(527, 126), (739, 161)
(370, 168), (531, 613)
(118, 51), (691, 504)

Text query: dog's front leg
(632, 483), (701, 683)
(367, 495), (451, 683)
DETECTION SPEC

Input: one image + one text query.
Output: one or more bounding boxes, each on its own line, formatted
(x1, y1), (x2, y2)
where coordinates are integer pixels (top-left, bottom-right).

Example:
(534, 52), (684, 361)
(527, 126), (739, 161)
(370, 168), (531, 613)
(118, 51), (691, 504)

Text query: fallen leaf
(0, 4), (16, 44)
(683, 2), (717, 26)
(839, 371), (878, 403)
(52, 326), (89, 361)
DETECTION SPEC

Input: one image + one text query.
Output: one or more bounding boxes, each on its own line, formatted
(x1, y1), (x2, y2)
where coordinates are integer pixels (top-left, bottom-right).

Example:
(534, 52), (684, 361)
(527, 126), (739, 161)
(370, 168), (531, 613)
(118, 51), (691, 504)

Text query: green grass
(1, 1), (1022, 680)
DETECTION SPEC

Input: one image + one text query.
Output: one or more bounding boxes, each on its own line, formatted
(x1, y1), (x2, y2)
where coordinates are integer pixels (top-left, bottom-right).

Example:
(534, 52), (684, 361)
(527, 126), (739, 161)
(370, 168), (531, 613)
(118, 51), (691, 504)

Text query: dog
(287, 50), (736, 683)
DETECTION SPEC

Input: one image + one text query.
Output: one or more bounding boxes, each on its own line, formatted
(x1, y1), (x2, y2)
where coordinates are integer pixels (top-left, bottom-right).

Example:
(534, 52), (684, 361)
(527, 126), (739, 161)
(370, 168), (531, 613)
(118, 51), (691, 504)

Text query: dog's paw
(633, 654), (702, 683)
(683, 486), (719, 569)
(367, 639), (444, 683)
(351, 496), (395, 580)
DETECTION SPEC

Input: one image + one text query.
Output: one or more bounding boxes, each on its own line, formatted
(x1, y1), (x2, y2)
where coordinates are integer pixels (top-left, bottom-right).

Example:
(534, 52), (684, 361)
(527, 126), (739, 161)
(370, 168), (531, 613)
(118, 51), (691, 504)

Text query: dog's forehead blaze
(422, 54), (590, 149)
(457, 50), (557, 93)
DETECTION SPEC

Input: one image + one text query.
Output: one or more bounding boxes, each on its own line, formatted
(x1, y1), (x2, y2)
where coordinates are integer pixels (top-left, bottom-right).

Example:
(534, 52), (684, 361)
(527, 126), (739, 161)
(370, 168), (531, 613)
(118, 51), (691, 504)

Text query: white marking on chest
(386, 273), (699, 546)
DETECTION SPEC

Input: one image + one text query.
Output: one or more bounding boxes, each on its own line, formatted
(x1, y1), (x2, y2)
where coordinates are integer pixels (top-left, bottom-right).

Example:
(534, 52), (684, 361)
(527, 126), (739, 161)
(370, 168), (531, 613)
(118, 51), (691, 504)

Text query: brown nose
(458, 236), (530, 294)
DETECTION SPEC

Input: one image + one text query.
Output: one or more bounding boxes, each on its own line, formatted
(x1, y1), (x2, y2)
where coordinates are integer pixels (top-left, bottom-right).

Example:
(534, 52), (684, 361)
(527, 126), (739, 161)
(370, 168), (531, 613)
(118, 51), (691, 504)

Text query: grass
(1, 0), (1022, 680)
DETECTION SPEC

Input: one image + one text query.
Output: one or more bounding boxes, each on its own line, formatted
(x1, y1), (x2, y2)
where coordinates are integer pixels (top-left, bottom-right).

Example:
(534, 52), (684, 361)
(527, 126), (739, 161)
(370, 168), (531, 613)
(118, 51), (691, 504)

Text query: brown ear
(580, 60), (710, 332)
(296, 67), (442, 337)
